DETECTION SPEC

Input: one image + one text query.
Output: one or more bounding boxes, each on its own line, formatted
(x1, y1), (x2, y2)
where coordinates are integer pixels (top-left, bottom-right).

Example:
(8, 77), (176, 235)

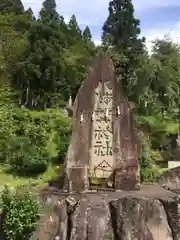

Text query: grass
(158, 168), (168, 174)
(0, 164), (62, 188)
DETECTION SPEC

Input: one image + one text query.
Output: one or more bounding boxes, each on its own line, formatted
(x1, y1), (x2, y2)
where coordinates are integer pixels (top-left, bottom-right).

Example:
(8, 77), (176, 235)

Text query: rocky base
(30, 184), (180, 240)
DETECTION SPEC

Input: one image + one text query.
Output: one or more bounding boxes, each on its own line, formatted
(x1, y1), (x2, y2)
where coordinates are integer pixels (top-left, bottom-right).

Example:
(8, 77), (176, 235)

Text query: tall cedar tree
(83, 26), (92, 42)
(68, 15), (82, 44)
(102, 0), (145, 99)
(24, 0), (64, 108)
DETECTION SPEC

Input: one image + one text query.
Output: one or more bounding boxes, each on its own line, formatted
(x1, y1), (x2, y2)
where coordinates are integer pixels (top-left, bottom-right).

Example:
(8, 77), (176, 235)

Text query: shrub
(8, 136), (48, 175)
(0, 98), (71, 175)
(140, 150), (160, 183)
(139, 131), (161, 183)
(7, 108), (71, 175)
(0, 106), (16, 162)
(47, 109), (71, 162)
(1, 185), (41, 240)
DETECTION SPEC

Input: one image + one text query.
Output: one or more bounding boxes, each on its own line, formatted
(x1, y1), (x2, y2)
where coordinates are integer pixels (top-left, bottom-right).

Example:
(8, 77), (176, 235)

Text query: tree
(68, 15), (82, 44)
(23, 0), (65, 108)
(83, 26), (92, 42)
(150, 38), (180, 117)
(102, 0), (145, 99)
(0, 0), (24, 14)
(60, 16), (96, 101)
(0, 12), (31, 94)
(26, 7), (36, 20)
(40, 0), (59, 23)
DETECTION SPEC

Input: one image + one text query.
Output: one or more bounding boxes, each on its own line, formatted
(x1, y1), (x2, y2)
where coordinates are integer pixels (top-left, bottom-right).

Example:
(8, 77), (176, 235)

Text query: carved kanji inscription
(90, 81), (114, 179)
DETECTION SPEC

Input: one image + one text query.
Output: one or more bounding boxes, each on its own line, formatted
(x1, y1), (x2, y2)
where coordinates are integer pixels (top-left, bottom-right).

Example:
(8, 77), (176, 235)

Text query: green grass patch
(0, 164), (62, 188)
(158, 167), (168, 174)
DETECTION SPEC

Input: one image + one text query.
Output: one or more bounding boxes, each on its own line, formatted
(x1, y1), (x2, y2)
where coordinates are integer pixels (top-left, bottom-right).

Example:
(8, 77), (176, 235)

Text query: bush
(3, 107), (71, 175)
(0, 88), (71, 175)
(139, 131), (161, 183)
(0, 106), (16, 162)
(12, 108), (71, 162)
(47, 109), (71, 161)
(1, 185), (41, 240)
(8, 136), (48, 175)
(140, 151), (160, 183)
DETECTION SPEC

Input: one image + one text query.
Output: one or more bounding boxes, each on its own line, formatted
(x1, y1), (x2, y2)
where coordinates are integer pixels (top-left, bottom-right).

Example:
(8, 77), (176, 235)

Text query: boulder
(30, 197), (68, 240)
(30, 189), (180, 240)
(69, 195), (114, 240)
(157, 167), (180, 191)
(110, 197), (173, 240)
(160, 196), (180, 240)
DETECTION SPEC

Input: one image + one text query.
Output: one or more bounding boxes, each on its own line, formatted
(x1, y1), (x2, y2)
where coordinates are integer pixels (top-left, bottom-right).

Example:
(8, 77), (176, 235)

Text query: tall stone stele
(62, 52), (140, 192)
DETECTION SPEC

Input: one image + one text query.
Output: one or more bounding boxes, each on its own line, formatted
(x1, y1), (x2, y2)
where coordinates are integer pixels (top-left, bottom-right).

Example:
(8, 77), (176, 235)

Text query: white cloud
(143, 24), (180, 54)
(22, 0), (180, 25)
(22, 0), (109, 25)
(133, 0), (180, 10)
(94, 40), (101, 46)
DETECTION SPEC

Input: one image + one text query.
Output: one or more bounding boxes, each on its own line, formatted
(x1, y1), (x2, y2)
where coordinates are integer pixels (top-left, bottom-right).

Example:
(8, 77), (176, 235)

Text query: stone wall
(29, 185), (180, 240)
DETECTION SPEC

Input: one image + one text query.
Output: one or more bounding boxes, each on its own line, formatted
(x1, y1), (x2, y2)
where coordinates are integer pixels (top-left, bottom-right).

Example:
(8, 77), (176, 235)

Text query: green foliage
(1, 185), (41, 240)
(139, 132), (161, 182)
(0, 88), (16, 162)
(140, 151), (160, 183)
(8, 108), (71, 175)
(103, 0), (180, 174)
(0, 0), (96, 106)
(8, 136), (48, 175)
(102, 0), (145, 98)
(0, 0), (24, 14)
(0, 89), (71, 175)
(68, 14), (82, 43)
(83, 26), (92, 42)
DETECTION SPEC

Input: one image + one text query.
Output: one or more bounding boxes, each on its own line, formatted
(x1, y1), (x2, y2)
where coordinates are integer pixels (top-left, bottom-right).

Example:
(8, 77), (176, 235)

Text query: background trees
(0, 0), (180, 181)
(102, 0), (145, 101)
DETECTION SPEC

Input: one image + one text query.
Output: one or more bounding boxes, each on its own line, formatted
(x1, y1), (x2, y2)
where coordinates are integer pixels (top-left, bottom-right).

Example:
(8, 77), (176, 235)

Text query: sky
(22, 0), (180, 52)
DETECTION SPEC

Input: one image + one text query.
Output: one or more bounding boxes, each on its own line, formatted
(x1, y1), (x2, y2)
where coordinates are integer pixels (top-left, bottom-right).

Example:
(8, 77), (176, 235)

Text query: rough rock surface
(69, 195), (113, 240)
(63, 52), (140, 191)
(111, 197), (173, 240)
(29, 196), (68, 240)
(30, 185), (180, 240)
(157, 166), (180, 191)
(160, 196), (180, 240)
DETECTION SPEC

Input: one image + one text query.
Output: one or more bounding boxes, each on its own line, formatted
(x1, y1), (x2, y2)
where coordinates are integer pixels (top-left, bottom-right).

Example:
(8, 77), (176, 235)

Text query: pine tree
(40, 0), (59, 23)
(83, 26), (92, 42)
(102, 0), (145, 99)
(26, 7), (36, 20)
(68, 15), (82, 43)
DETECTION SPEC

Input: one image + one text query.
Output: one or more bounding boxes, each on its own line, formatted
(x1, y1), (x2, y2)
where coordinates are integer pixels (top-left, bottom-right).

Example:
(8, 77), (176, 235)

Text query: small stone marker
(62, 52), (140, 192)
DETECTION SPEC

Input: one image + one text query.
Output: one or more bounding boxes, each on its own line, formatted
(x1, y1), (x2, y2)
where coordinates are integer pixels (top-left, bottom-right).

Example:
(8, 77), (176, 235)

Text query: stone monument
(62, 52), (140, 192)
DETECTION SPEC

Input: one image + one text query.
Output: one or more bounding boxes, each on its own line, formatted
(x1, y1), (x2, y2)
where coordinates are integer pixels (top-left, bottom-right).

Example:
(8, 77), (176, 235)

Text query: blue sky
(22, 0), (180, 51)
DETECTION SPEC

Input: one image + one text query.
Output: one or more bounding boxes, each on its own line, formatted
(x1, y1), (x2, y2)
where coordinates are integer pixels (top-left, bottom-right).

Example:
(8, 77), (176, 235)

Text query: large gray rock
(157, 167), (180, 190)
(110, 197), (173, 240)
(27, 189), (180, 240)
(70, 195), (114, 240)
(160, 196), (180, 240)
(30, 198), (68, 240)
